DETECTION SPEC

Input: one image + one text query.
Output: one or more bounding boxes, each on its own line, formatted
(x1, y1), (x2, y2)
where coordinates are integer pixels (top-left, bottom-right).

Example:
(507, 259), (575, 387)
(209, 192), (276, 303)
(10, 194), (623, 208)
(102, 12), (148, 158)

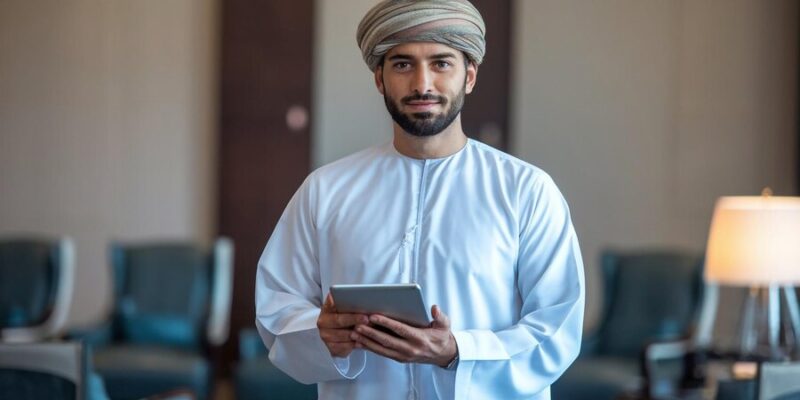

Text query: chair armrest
(67, 322), (113, 349)
(579, 328), (602, 357)
(645, 339), (691, 364)
(643, 339), (698, 399)
(239, 328), (268, 361)
(643, 338), (692, 380)
(207, 238), (233, 346)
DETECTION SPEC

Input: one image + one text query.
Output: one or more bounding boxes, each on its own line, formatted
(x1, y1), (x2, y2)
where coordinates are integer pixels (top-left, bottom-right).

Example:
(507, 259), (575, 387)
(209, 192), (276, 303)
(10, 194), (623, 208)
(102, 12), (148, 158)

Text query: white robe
(256, 139), (585, 399)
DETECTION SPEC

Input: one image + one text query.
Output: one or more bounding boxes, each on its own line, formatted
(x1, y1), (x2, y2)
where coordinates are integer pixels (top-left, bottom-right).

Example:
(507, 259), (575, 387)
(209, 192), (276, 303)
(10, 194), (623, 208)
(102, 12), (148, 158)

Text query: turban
(356, 0), (486, 71)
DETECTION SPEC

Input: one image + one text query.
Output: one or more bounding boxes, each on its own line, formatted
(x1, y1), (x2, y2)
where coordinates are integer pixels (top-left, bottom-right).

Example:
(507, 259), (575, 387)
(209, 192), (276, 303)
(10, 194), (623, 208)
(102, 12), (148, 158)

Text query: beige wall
(313, 0), (388, 168)
(0, 0), (218, 326)
(1, 0), (797, 332)
(313, 0), (798, 331)
(512, 0), (798, 329)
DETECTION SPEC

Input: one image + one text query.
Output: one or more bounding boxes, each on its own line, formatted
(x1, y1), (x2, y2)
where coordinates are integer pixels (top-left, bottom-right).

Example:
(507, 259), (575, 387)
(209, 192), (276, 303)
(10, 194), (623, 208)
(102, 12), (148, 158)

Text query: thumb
(323, 293), (336, 312)
(431, 305), (450, 329)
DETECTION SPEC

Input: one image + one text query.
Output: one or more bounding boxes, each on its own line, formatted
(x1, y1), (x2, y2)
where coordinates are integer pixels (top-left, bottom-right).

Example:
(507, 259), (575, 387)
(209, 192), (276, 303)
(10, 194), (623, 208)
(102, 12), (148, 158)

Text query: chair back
(238, 329), (268, 361)
(109, 239), (232, 350)
(596, 250), (704, 358)
(0, 341), (87, 400)
(0, 237), (74, 342)
(716, 378), (757, 400)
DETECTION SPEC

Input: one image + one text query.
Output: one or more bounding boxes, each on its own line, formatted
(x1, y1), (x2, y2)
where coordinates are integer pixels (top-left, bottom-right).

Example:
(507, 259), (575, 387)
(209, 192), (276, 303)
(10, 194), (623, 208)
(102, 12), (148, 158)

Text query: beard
(383, 83), (466, 137)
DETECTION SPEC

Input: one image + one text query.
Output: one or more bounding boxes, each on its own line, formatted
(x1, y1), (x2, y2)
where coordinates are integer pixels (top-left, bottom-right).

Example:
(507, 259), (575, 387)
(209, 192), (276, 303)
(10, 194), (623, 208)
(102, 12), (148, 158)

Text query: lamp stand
(739, 285), (800, 360)
(783, 286), (800, 358)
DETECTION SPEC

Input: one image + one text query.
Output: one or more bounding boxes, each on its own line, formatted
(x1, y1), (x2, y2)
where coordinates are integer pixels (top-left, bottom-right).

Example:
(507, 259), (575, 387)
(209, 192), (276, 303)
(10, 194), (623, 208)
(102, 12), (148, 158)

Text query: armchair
(0, 237), (75, 342)
(74, 238), (233, 400)
(552, 249), (704, 400)
(234, 328), (316, 400)
(0, 341), (88, 400)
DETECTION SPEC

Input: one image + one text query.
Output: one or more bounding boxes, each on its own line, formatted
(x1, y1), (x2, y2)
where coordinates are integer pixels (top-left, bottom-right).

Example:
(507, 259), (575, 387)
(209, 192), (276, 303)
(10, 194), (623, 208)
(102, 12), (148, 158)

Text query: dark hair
(461, 52), (471, 70)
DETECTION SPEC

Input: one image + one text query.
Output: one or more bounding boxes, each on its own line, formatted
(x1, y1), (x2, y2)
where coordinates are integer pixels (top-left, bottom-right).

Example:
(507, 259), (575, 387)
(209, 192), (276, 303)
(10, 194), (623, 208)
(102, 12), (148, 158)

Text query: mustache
(401, 93), (447, 104)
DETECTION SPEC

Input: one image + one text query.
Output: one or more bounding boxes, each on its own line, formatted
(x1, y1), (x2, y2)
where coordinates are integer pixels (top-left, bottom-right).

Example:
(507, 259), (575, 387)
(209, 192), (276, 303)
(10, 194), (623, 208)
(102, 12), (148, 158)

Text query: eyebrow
(430, 52), (457, 60)
(387, 52), (458, 61)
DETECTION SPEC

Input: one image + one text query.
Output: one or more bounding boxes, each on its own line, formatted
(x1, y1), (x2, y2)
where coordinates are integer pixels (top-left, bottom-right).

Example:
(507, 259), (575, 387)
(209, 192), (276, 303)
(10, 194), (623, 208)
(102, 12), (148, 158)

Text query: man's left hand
(350, 305), (457, 367)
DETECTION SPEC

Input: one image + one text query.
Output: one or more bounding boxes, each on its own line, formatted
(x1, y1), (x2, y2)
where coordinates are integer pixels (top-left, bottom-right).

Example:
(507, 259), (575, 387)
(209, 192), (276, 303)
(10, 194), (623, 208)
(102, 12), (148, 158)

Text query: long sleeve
(255, 176), (367, 385)
(431, 174), (585, 399)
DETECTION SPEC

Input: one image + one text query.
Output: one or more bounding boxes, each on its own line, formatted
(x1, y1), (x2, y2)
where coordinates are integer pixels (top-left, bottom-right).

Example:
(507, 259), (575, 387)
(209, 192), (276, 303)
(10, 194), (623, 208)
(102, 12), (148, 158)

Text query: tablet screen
(330, 283), (433, 327)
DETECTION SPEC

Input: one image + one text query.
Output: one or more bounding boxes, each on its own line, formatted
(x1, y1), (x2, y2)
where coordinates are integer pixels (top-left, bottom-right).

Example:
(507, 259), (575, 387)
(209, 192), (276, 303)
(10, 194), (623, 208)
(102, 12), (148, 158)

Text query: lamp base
(739, 285), (799, 361)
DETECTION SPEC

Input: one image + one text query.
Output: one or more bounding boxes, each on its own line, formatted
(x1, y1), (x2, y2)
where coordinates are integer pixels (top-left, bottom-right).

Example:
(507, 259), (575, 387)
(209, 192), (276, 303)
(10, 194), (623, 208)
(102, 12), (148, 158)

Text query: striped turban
(356, 0), (486, 71)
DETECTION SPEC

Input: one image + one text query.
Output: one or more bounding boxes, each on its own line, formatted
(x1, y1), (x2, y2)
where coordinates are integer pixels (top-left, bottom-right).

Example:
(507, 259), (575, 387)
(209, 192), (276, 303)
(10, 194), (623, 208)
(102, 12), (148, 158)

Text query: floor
(212, 379), (235, 400)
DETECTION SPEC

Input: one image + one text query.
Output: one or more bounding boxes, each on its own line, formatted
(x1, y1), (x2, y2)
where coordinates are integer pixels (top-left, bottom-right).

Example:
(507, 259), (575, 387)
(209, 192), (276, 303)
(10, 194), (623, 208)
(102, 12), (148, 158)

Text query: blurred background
(0, 0), (797, 399)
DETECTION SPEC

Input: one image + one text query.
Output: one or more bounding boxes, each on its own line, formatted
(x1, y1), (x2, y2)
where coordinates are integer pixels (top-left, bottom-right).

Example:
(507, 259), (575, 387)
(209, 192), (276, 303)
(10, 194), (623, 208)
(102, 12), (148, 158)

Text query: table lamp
(704, 190), (800, 360)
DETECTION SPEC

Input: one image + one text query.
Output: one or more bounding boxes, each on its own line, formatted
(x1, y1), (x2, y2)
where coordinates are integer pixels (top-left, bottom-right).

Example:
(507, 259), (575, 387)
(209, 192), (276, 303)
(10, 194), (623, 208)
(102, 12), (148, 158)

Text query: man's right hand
(317, 293), (369, 358)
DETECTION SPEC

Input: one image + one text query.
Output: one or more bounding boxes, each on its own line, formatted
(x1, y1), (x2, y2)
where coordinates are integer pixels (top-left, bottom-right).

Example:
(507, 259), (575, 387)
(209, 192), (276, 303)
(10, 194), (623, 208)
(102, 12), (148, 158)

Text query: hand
(317, 293), (369, 357)
(350, 305), (457, 367)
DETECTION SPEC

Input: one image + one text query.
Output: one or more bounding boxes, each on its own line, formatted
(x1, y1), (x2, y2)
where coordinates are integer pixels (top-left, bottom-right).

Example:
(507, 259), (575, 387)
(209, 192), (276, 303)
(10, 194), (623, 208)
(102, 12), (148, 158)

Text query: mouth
(404, 101), (441, 112)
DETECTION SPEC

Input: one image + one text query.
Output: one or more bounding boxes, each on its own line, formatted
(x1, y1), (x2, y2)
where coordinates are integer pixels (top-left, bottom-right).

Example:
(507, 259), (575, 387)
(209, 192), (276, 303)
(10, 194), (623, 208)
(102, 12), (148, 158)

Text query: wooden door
(218, 0), (314, 371)
(462, 0), (513, 151)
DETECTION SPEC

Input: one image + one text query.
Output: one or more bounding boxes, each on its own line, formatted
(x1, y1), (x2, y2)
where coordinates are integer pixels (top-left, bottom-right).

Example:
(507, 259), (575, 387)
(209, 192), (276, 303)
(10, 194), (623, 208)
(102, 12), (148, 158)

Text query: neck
(392, 116), (468, 159)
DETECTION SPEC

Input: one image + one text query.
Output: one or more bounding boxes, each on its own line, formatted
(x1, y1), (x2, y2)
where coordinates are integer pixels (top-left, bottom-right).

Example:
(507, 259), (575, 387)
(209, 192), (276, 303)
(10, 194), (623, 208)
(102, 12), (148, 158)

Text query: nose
(410, 66), (433, 94)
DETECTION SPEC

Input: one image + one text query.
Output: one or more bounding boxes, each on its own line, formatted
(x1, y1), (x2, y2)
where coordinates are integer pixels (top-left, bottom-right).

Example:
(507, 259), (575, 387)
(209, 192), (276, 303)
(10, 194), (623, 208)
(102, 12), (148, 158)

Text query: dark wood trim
(217, 0), (314, 374)
(461, 0), (513, 151)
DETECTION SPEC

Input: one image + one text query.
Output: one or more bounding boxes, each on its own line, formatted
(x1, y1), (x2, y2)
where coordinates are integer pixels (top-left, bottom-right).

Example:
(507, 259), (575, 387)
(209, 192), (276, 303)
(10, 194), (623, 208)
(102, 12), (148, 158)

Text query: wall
(512, 0), (798, 329)
(0, 0), (218, 326)
(2, 0), (797, 332)
(313, 0), (390, 168)
(313, 0), (798, 331)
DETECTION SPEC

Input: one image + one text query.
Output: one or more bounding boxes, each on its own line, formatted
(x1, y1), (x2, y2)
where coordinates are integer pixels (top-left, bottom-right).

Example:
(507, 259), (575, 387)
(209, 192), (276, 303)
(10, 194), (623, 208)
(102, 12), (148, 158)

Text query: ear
(374, 65), (385, 95)
(465, 62), (478, 94)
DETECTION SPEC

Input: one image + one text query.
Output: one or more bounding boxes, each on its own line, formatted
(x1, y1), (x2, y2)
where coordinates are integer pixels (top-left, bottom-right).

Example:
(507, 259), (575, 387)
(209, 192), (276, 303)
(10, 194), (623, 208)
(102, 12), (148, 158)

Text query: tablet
(330, 283), (433, 327)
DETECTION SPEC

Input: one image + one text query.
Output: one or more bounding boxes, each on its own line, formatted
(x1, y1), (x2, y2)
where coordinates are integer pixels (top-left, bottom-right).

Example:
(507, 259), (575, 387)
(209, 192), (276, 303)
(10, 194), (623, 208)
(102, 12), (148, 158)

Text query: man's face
(375, 42), (477, 137)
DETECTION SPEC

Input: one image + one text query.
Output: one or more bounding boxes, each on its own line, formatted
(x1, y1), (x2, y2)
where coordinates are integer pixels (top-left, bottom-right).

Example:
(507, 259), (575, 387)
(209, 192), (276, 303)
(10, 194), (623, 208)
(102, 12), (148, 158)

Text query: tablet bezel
(329, 283), (433, 327)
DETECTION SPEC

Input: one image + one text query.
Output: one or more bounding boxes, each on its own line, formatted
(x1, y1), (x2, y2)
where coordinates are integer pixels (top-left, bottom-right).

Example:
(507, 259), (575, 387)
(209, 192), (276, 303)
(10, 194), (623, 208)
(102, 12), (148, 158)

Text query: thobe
(256, 139), (585, 399)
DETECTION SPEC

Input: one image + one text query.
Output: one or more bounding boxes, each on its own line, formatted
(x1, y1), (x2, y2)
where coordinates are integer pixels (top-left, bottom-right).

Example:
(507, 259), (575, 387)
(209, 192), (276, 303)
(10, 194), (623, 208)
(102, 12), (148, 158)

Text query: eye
(433, 60), (452, 70)
(393, 62), (411, 71)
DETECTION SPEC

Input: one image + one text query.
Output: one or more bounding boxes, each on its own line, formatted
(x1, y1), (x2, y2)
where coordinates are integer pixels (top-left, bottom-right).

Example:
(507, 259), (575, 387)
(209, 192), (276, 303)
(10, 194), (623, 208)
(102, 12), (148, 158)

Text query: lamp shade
(705, 196), (800, 286)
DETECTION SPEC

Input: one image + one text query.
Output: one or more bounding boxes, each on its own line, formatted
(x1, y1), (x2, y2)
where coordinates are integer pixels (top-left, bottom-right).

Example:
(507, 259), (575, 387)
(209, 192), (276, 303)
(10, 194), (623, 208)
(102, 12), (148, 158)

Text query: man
(255, 1), (585, 399)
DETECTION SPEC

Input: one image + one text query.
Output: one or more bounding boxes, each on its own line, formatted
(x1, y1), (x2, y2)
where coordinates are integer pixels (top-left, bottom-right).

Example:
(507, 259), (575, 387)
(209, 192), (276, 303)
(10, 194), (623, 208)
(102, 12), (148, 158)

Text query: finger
(320, 328), (355, 343)
(351, 330), (408, 362)
(322, 293), (335, 312)
(319, 312), (369, 328)
(368, 314), (418, 339)
(355, 324), (416, 354)
(336, 313), (370, 328)
(431, 305), (450, 329)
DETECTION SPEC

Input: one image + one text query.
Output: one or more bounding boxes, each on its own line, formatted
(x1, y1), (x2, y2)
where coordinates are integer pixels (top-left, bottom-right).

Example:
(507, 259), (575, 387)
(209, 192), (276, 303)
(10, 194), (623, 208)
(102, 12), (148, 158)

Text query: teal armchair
(74, 239), (233, 400)
(0, 237), (74, 342)
(234, 328), (316, 400)
(0, 341), (89, 400)
(0, 236), (111, 400)
(552, 249), (704, 400)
